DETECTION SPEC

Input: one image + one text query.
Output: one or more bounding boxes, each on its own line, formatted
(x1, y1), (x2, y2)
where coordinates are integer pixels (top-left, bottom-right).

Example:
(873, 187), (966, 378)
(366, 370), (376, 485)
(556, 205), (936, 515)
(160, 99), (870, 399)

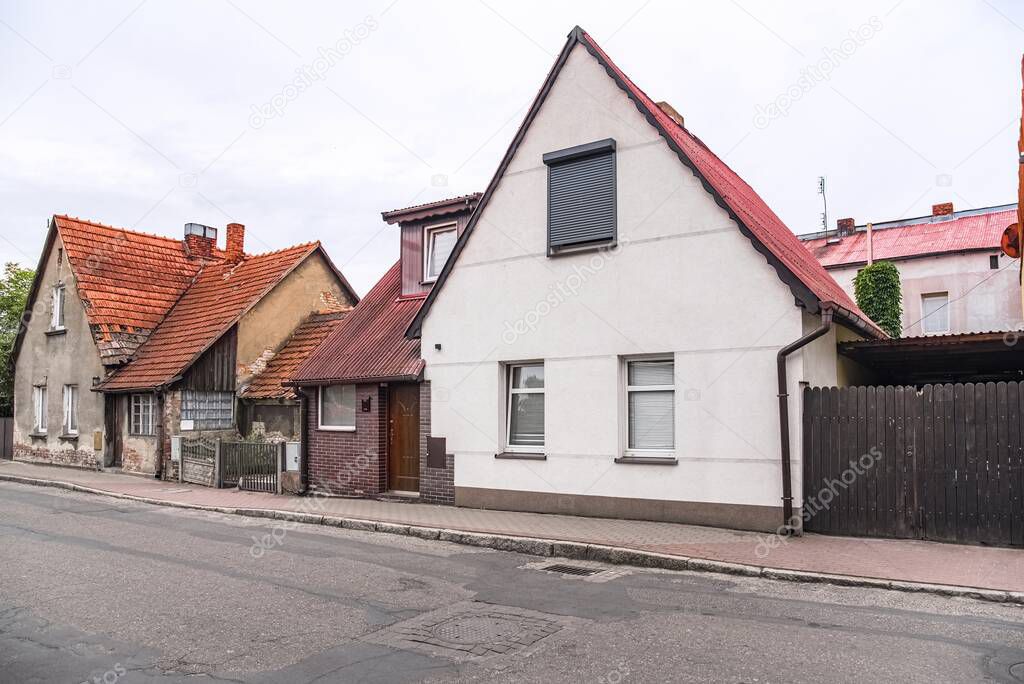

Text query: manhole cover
(431, 615), (526, 645)
(1009, 662), (1024, 681)
(540, 563), (601, 576)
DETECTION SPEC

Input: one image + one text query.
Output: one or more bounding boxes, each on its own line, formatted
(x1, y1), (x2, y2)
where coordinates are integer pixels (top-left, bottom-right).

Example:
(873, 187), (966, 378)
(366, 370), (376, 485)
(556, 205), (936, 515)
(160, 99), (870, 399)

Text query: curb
(3, 472), (1022, 606)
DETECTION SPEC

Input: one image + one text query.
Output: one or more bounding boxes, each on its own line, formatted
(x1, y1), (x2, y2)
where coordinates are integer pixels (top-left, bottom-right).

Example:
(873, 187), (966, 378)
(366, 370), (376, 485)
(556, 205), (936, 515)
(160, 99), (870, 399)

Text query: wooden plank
(965, 383), (980, 542)
(865, 386), (878, 537)
(836, 387), (849, 536)
(941, 383), (956, 543)
(1009, 382), (1023, 547)
(909, 384), (922, 539)
(996, 382), (1010, 546)
(920, 385), (935, 539)
(857, 386), (868, 535)
(828, 387), (841, 534)
(883, 385), (896, 538)
(894, 386), (909, 538)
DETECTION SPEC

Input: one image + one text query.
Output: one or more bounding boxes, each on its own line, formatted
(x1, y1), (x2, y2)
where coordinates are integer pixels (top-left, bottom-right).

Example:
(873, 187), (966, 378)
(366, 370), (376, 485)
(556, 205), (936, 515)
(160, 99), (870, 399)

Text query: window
(626, 358), (675, 451)
(130, 394), (155, 435)
(990, 254), (1000, 270)
(921, 292), (950, 334)
(506, 363), (544, 450)
(62, 385), (78, 435)
(544, 138), (616, 253)
(318, 385), (356, 430)
(51, 284), (65, 330)
(423, 223), (458, 282)
(32, 385), (47, 433)
(181, 390), (234, 430)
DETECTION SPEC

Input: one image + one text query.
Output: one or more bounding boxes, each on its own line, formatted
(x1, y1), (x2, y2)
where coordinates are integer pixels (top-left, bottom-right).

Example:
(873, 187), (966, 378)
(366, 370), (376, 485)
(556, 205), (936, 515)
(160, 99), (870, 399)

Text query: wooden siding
(179, 325), (237, 392)
(400, 213), (471, 297)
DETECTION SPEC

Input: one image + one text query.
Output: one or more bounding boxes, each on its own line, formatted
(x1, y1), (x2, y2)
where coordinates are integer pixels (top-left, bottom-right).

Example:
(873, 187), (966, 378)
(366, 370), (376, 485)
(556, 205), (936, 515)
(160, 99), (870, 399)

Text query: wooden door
(387, 384), (420, 493)
(105, 394), (123, 468)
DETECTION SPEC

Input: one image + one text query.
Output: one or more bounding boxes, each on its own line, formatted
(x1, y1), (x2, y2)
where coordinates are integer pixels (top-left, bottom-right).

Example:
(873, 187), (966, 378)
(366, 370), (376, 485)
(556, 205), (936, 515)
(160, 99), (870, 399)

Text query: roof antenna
(817, 176), (829, 232)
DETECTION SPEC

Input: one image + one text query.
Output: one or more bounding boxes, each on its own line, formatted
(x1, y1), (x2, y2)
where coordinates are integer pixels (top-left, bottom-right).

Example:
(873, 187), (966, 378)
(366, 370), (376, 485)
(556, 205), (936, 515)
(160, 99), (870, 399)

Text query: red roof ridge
(54, 214), (189, 246)
(382, 193), (482, 220)
(242, 240), (320, 260)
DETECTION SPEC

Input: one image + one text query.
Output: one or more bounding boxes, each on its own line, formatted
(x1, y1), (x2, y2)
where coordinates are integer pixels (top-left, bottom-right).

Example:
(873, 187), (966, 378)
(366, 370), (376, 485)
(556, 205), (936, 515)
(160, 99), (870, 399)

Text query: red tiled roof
(577, 31), (883, 337)
(291, 262), (424, 384)
(800, 207), (1016, 268)
(55, 216), (204, 362)
(241, 310), (349, 399)
(100, 243), (320, 391)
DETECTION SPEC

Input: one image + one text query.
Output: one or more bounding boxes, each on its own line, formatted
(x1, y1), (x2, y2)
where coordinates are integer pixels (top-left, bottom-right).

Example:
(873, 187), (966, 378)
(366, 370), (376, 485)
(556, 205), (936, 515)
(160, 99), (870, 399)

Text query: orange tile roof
(56, 215), (204, 363)
(100, 242), (320, 391)
(241, 310), (349, 399)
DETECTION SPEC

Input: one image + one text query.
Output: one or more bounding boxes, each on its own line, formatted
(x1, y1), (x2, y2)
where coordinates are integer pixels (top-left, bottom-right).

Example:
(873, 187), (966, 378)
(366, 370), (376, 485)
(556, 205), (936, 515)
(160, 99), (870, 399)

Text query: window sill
(28, 432), (47, 439)
(58, 433), (79, 442)
(614, 455), (678, 465)
(44, 328), (67, 337)
(495, 452), (546, 461)
(547, 239), (616, 258)
(317, 425), (356, 432)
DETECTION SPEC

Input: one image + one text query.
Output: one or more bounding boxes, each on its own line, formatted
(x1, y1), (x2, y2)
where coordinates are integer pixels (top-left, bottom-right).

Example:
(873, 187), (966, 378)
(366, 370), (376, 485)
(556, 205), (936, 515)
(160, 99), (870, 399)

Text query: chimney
(836, 217), (856, 236)
(932, 202), (954, 216)
(184, 222), (217, 260)
(225, 223), (245, 263)
(656, 101), (684, 128)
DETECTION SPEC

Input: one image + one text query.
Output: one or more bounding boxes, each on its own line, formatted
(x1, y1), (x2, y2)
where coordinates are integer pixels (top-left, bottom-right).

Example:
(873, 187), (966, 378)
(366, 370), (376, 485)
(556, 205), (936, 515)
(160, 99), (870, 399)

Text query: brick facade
(306, 383), (388, 496)
(417, 381), (454, 505)
(13, 440), (99, 469)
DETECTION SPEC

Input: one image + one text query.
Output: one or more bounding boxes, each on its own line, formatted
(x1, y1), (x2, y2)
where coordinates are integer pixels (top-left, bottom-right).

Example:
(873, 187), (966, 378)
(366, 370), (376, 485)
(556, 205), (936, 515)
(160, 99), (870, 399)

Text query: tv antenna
(817, 176), (829, 233)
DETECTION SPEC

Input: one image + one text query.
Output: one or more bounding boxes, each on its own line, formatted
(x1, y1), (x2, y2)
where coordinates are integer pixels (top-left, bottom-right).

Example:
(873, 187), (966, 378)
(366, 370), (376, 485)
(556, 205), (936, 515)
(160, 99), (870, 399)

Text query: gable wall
(13, 230), (105, 467)
(419, 44), (836, 528)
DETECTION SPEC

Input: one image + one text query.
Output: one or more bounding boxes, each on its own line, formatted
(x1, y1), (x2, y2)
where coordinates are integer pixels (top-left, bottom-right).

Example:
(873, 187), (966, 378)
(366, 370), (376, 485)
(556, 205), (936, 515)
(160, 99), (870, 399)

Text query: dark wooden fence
(221, 441), (284, 494)
(0, 417), (12, 459)
(803, 383), (1024, 547)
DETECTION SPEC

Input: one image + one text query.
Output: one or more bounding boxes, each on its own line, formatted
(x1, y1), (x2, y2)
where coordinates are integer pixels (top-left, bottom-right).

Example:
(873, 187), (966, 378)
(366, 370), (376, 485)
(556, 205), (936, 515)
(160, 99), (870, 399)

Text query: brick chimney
(184, 223), (216, 260)
(225, 223), (245, 263)
(932, 202), (954, 216)
(836, 217), (856, 236)
(656, 101), (684, 128)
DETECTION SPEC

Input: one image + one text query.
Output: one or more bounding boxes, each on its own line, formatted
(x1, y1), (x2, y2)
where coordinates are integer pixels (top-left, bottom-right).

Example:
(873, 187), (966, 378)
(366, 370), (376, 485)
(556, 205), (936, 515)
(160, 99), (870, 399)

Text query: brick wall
(306, 383), (387, 496)
(418, 381), (454, 505)
(14, 441), (99, 469)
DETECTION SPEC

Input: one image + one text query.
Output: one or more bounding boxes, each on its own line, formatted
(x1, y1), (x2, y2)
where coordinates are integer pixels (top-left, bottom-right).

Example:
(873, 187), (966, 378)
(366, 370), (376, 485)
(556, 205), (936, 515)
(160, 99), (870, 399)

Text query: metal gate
(221, 441), (282, 494)
(180, 437), (218, 487)
(802, 383), (1024, 546)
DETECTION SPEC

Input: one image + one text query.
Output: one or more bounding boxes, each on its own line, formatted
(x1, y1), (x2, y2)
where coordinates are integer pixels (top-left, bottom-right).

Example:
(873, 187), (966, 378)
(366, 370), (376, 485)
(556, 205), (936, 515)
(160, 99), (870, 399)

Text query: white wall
(829, 251), (1021, 337)
(420, 44), (838, 514)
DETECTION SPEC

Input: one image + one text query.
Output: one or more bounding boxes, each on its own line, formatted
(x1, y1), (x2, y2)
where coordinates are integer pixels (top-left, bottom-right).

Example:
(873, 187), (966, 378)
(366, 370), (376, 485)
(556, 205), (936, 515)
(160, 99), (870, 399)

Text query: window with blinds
(543, 139), (616, 253)
(506, 363), (544, 450)
(626, 358), (675, 451)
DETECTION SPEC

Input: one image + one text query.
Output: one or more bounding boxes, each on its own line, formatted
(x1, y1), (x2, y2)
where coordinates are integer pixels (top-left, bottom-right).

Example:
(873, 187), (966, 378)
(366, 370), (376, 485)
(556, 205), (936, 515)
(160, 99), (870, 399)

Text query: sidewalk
(3, 459), (1023, 600)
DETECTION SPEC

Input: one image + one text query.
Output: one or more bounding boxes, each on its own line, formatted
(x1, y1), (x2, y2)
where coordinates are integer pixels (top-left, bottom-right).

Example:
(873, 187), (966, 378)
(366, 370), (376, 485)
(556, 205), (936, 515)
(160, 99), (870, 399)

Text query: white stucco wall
(828, 251), (1020, 337)
(420, 44), (839, 514)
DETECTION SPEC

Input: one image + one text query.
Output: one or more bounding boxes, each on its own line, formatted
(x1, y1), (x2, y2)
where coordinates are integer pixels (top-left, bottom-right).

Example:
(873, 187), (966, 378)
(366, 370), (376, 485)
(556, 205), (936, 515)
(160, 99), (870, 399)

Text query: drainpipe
(777, 306), (833, 533)
(296, 386), (310, 494)
(155, 391), (165, 480)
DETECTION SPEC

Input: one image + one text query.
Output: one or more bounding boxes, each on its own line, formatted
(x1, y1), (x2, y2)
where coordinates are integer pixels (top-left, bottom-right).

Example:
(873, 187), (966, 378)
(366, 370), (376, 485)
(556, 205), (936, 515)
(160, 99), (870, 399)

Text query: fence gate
(180, 437), (218, 487)
(221, 441), (282, 494)
(802, 383), (1024, 547)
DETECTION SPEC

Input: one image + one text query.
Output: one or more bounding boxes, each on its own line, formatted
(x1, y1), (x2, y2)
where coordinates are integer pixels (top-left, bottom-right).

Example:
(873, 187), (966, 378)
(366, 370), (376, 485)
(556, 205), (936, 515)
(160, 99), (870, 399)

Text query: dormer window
(544, 138), (616, 254)
(423, 223), (457, 283)
(51, 284), (65, 330)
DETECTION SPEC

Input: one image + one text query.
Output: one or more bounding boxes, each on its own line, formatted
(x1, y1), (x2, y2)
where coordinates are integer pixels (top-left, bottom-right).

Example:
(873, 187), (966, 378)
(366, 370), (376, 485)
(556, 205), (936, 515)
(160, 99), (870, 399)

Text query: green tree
(0, 263), (35, 416)
(853, 261), (902, 338)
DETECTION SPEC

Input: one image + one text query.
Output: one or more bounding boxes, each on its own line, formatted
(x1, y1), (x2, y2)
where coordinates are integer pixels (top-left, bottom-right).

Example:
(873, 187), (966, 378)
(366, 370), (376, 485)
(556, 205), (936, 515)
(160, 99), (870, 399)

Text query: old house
(289, 194), (479, 503)
(407, 27), (883, 532)
(800, 202), (1022, 336)
(12, 215), (357, 477)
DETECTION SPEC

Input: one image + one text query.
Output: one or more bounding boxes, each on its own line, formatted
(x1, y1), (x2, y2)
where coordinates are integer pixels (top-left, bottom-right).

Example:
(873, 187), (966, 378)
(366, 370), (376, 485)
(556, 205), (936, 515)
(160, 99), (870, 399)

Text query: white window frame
(505, 362), (545, 452)
(317, 385), (356, 431)
(422, 222), (458, 284)
(921, 292), (950, 335)
(51, 283), (65, 330)
(32, 385), (47, 434)
(624, 356), (676, 456)
(130, 394), (155, 436)
(62, 384), (78, 435)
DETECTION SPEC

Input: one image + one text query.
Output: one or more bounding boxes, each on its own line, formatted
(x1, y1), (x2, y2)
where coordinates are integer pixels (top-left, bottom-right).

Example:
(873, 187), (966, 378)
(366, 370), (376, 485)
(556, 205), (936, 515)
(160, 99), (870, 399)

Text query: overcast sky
(1, 0), (1021, 294)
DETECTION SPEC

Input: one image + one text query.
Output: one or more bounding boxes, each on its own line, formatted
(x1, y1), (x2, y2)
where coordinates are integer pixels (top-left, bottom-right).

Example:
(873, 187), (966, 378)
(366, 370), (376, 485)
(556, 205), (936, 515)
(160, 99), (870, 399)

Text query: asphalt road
(1, 482), (1024, 683)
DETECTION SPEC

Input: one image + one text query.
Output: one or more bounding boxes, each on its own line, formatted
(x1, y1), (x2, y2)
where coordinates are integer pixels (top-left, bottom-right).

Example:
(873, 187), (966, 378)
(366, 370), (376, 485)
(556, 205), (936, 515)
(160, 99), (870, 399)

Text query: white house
(408, 27), (883, 532)
(800, 202), (1022, 337)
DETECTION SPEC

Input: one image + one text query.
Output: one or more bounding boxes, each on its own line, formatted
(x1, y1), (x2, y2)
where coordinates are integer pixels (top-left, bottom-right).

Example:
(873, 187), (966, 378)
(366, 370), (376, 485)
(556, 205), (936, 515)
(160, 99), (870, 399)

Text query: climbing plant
(853, 261), (902, 338)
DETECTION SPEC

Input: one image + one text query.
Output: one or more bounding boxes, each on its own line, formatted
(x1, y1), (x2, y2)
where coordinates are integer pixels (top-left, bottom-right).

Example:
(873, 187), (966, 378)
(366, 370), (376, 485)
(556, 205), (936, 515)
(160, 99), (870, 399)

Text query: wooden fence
(221, 441), (284, 494)
(0, 417), (12, 459)
(802, 383), (1024, 547)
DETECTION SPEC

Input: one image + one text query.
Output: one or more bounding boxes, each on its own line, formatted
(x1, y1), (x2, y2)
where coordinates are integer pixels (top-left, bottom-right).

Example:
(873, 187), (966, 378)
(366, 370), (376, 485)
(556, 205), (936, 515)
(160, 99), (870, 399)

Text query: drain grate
(540, 563), (602, 576)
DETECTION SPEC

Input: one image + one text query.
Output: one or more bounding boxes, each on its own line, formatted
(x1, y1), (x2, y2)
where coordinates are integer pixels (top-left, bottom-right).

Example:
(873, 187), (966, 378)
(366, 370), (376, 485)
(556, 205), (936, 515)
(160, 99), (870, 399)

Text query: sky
(1, 0), (1021, 295)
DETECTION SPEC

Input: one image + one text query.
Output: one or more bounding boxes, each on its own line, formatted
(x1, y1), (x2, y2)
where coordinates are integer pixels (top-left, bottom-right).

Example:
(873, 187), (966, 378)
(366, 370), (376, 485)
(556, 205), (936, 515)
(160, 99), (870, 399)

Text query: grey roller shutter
(544, 139), (616, 251)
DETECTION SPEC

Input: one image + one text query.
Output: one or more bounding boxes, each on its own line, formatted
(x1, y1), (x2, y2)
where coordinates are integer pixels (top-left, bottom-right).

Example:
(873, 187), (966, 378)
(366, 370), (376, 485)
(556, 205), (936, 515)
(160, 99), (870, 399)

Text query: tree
(0, 263), (35, 416)
(853, 261), (902, 338)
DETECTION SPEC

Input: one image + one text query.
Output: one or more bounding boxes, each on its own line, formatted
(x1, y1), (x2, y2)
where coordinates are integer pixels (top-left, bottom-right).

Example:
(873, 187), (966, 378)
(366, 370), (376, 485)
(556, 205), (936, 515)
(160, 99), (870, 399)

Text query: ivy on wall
(853, 261), (903, 338)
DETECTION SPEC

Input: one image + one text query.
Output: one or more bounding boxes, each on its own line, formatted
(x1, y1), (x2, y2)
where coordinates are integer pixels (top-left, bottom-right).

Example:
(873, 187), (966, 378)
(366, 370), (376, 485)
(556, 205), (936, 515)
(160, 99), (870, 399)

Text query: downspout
(155, 391), (165, 480)
(296, 386), (311, 494)
(777, 306), (833, 533)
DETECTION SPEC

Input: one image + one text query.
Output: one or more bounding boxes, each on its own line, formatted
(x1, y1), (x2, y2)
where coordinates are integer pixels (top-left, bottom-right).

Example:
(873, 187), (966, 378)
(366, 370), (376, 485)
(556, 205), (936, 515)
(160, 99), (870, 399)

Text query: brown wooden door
(105, 394), (123, 468)
(388, 384), (420, 493)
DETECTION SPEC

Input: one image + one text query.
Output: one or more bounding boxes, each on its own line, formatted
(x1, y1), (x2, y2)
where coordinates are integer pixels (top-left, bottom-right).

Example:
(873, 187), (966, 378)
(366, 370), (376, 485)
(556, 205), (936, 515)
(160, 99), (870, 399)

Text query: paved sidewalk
(3, 459), (1023, 596)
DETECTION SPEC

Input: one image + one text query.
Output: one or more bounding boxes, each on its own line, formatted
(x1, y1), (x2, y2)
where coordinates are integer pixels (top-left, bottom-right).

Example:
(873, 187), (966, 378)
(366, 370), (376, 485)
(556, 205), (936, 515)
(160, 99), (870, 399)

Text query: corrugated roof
(241, 310), (349, 399)
(290, 262), (424, 384)
(408, 27), (885, 339)
(100, 243), (320, 391)
(800, 206), (1016, 268)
